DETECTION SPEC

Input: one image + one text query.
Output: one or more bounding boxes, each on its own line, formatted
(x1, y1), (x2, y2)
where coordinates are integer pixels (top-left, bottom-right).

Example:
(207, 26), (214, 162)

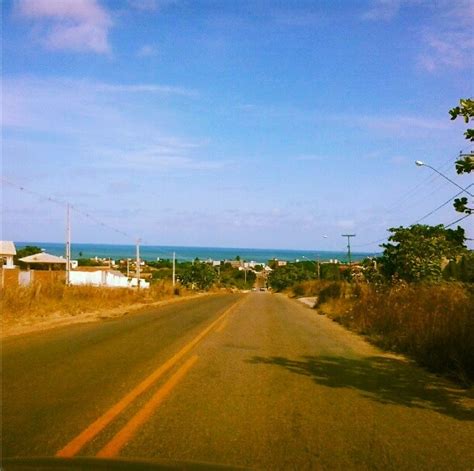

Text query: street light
(415, 160), (473, 197)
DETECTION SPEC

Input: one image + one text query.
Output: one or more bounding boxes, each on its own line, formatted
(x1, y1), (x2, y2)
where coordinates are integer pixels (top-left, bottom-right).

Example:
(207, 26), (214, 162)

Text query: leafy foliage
(319, 263), (341, 281)
(77, 258), (106, 267)
(268, 263), (313, 291)
(14, 245), (42, 262)
(380, 224), (466, 282)
(443, 252), (474, 282)
(449, 98), (473, 214)
(14, 245), (43, 267)
(177, 262), (217, 290)
(219, 265), (256, 289)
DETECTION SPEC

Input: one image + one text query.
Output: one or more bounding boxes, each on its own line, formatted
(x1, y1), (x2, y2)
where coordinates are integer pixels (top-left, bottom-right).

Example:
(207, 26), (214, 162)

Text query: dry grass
(1, 280), (185, 325)
(289, 280), (333, 298)
(315, 282), (474, 383)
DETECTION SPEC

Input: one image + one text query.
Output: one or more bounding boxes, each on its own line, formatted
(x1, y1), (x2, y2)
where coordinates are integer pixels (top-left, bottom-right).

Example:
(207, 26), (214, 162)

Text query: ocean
(15, 242), (378, 264)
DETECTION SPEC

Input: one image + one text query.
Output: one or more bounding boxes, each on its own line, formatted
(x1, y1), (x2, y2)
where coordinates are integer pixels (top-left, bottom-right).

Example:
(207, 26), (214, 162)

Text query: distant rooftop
(19, 252), (67, 264)
(0, 241), (16, 256)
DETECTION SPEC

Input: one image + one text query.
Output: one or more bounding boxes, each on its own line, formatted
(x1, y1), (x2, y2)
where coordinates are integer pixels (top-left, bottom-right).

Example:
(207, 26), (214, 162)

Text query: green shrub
(316, 282), (343, 306)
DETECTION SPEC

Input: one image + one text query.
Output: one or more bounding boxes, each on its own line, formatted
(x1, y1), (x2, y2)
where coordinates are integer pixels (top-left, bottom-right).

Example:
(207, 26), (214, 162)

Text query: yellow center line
(56, 295), (245, 458)
(96, 355), (199, 458)
(214, 316), (229, 333)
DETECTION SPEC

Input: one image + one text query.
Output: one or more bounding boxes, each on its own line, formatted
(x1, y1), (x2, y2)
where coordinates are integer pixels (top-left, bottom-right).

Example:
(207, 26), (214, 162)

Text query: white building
(0, 241), (16, 268)
(69, 269), (149, 289)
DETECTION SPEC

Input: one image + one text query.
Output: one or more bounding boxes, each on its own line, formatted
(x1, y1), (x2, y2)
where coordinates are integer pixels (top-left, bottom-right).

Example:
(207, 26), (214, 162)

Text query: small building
(19, 252), (67, 270)
(0, 241), (16, 269)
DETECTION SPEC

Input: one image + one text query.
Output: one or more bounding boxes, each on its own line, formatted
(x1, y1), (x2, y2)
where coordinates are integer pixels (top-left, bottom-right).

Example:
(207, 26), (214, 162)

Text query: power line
(352, 148), (473, 248)
(444, 213), (472, 228)
(413, 184), (474, 224)
(383, 152), (460, 214)
(1, 177), (134, 241)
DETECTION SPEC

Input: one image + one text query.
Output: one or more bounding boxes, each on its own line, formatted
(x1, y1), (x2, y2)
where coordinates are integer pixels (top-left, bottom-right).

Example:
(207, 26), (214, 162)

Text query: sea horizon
(15, 241), (379, 264)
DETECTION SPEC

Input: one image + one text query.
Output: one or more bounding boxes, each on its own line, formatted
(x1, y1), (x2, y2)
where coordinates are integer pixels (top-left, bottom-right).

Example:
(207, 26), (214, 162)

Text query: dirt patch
(296, 296), (317, 308)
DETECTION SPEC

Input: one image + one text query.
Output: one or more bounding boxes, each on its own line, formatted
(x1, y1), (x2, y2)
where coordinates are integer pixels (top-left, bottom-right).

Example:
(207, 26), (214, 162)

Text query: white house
(0, 241), (17, 268)
(69, 269), (149, 289)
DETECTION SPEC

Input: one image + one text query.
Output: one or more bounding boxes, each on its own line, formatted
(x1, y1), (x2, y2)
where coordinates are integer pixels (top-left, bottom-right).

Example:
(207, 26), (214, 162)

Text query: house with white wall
(0, 241), (17, 269)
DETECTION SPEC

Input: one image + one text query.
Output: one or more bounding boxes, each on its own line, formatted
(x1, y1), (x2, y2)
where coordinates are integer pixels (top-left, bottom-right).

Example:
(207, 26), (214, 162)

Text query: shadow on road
(246, 355), (473, 421)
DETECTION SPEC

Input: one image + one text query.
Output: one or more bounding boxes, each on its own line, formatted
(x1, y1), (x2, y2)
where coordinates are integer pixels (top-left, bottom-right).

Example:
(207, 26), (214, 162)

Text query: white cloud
(15, 0), (112, 53)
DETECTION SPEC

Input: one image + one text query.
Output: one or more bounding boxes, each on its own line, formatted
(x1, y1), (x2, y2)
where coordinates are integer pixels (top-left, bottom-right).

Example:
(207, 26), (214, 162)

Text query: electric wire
(1, 177), (134, 241)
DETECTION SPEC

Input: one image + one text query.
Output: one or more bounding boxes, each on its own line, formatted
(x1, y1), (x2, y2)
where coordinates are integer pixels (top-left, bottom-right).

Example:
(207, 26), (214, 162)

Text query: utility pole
(172, 251), (176, 287)
(65, 203), (71, 286)
(136, 238), (141, 289)
(342, 234), (356, 265)
(126, 258), (130, 278)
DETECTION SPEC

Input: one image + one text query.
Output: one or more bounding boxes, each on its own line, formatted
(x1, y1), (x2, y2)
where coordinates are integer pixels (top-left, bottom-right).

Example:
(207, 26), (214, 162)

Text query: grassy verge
(314, 281), (474, 384)
(1, 280), (187, 326)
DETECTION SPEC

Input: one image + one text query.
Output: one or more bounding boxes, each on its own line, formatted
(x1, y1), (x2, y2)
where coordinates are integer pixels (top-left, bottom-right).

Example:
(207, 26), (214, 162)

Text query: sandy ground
(1, 293), (211, 339)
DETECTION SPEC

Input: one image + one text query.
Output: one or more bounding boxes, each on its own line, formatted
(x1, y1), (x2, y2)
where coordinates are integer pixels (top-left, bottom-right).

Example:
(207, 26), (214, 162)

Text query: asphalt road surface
(2, 292), (473, 470)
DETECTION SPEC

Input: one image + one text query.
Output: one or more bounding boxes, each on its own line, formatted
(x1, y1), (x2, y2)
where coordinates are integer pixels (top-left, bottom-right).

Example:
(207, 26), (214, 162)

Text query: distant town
(1, 240), (357, 291)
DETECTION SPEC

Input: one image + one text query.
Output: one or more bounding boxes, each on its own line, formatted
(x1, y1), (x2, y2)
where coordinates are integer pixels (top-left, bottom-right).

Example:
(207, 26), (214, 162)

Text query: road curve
(2, 292), (473, 470)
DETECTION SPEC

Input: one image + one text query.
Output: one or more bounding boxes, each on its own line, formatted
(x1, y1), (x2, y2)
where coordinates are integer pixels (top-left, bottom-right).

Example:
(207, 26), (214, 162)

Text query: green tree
(178, 262), (216, 290)
(443, 251), (474, 282)
(268, 264), (313, 291)
(380, 224), (466, 282)
(14, 245), (42, 264)
(449, 98), (473, 214)
(320, 263), (341, 281)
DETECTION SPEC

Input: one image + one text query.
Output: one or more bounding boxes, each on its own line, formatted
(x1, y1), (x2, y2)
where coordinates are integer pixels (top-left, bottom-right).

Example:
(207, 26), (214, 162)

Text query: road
(2, 292), (473, 470)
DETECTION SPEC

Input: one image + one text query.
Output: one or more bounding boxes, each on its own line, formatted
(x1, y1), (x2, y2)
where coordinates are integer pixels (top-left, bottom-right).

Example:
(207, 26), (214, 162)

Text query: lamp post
(415, 161), (473, 197)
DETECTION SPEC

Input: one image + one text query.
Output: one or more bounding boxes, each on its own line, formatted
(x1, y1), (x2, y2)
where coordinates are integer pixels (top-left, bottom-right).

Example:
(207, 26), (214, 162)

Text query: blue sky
(2, 0), (473, 251)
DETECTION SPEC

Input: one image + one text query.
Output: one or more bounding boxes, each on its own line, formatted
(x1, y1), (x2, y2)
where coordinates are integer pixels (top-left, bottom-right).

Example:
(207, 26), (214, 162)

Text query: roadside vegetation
(268, 99), (474, 384)
(1, 280), (185, 327)
(269, 223), (474, 384)
(2, 255), (256, 331)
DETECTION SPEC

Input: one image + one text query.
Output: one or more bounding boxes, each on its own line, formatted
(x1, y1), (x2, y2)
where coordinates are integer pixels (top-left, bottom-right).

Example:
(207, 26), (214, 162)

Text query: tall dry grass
(1, 280), (184, 325)
(315, 282), (474, 383)
(289, 279), (333, 298)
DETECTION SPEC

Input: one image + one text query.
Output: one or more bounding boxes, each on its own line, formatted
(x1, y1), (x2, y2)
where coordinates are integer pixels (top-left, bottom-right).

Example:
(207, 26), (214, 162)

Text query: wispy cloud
(361, 0), (404, 21)
(418, 31), (474, 71)
(271, 9), (324, 27)
(417, 0), (474, 73)
(101, 142), (230, 173)
(329, 113), (451, 139)
(2, 76), (198, 129)
(295, 155), (326, 162)
(97, 82), (197, 97)
(137, 44), (158, 57)
(15, 0), (112, 54)
(128, 0), (178, 12)
(362, 0), (474, 72)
